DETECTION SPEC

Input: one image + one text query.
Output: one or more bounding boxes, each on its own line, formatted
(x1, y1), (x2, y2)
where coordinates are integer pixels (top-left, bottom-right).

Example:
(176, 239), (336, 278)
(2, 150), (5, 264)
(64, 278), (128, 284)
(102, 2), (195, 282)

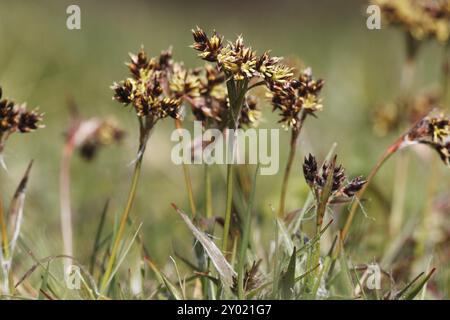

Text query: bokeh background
(0, 0), (448, 297)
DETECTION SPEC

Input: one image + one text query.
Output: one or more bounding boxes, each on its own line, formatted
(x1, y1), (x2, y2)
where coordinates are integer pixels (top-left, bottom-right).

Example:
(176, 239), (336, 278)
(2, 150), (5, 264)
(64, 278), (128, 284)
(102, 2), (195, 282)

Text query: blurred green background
(0, 0), (448, 295)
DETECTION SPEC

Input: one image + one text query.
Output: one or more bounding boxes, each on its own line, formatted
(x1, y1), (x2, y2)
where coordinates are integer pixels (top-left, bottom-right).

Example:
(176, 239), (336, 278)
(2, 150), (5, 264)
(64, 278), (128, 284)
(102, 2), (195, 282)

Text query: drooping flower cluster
(0, 86), (44, 153)
(112, 47), (183, 121)
(373, 0), (450, 43)
(66, 117), (125, 161)
(303, 154), (367, 204)
(402, 112), (450, 165)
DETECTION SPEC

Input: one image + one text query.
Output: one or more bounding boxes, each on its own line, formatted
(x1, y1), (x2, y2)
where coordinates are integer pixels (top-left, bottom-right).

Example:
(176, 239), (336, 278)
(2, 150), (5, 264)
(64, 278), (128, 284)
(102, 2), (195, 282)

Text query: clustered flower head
(303, 154), (367, 204)
(268, 68), (324, 129)
(373, 0), (450, 43)
(0, 86), (44, 153)
(402, 112), (450, 165)
(112, 47), (184, 121)
(80, 120), (125, 161)
(184, 64), (229, 125)
(191, 27), (323, 130)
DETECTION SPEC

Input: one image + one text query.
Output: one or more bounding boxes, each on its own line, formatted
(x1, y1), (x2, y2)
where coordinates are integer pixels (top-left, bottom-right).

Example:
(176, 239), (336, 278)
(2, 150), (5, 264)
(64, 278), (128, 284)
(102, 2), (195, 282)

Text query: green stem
(100, 123), (151, 293)
(222, 77), (248, 255)
(205, 164), (212, 218)
(100, 154), (143, 293)
(310, 155), (336, 286)
(237, 164), (259, 299)
(222, 163), (234, 254)
(277, 129), (299, 218)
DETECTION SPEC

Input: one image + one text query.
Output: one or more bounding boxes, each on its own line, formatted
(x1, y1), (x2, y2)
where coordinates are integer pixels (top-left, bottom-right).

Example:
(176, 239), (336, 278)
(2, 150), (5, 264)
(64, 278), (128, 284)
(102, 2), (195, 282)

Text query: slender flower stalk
(101, 122), (150, 292)
(204, 163), (213, 218)
(277, 117), (302, 218)
(222, 77), (248, 254)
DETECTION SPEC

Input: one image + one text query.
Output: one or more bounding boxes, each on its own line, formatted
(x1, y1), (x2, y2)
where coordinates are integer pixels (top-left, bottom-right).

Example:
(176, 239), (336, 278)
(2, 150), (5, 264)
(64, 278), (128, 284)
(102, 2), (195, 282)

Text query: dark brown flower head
(303, 153), (318, 187)
(113, 79), (134, 105)
(342, 176), (367, 197)
(0, 86), (44, 153)
(317, 163), (346, 192)
(239, 95), (261, 128)
(0, 98), (19, 132)
(403, 112), (450, 165)
(17, 107), (44, 133)
(191, 27), (223, 62)
(128, 47), (150, 79)
(303, 154), (367, 203)
(269, 68), (324, 129)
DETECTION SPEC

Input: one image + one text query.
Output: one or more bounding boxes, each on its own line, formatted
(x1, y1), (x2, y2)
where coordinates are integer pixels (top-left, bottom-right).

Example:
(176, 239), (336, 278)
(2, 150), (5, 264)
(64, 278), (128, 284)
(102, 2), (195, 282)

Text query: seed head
(112, 48), (184, 121)
(217, 36), (258, 80)
(191, 27), (223, 62)
(0, 86), (44, 153)
(402, 112), (450, 165)
(269, 68), (324, 129)
(303, 154), (367, 203)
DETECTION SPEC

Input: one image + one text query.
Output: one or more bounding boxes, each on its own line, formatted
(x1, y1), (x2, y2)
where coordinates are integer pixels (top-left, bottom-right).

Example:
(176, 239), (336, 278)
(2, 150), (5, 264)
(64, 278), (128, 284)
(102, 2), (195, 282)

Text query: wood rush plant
(1, 1), (450, 300)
